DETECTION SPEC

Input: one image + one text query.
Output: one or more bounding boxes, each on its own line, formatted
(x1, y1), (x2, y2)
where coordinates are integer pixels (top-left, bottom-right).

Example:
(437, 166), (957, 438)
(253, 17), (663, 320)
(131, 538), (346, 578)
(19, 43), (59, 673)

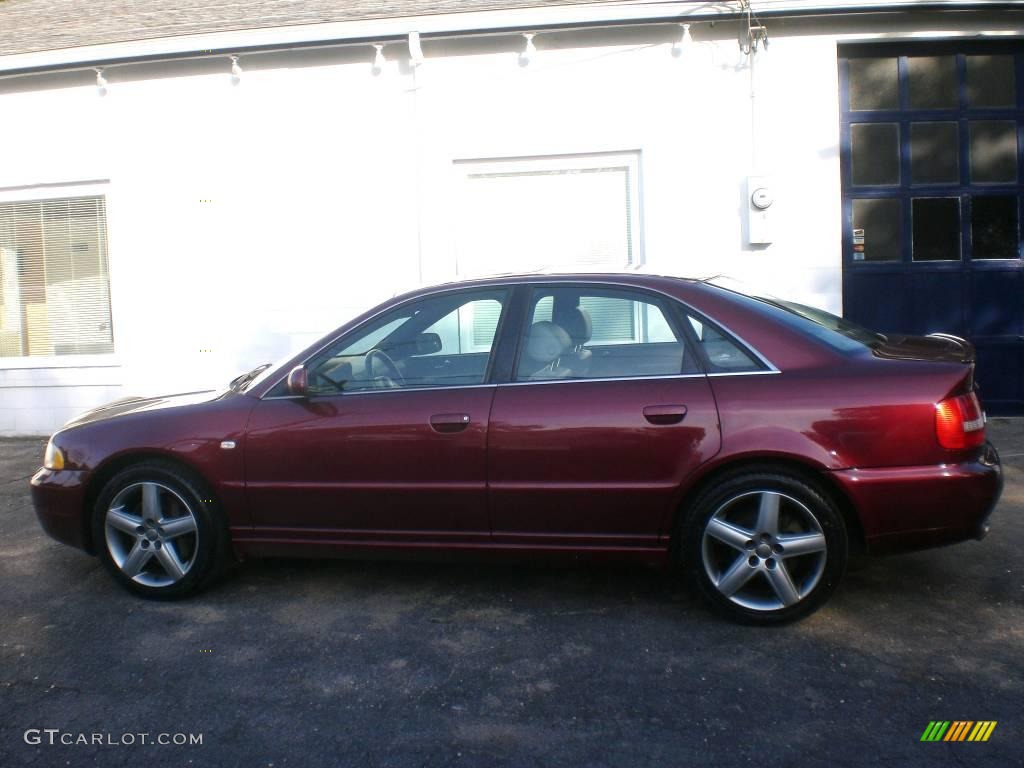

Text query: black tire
(680, 467), (848, 625)
(92, 460), (228, 599)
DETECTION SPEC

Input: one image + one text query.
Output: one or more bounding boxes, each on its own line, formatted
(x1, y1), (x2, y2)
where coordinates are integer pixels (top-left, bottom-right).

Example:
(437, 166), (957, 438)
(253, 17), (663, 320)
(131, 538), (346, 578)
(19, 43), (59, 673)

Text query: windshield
(702, 281), (884, 355)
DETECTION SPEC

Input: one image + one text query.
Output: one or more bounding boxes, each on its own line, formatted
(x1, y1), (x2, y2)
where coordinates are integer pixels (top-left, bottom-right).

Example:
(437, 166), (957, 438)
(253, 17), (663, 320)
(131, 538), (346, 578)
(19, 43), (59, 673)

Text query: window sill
(0, 354), (122, 371)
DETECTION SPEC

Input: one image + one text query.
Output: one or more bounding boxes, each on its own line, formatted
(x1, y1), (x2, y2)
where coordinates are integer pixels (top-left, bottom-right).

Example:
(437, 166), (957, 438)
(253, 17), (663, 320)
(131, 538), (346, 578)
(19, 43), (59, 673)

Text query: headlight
(43, 438), (65, 470)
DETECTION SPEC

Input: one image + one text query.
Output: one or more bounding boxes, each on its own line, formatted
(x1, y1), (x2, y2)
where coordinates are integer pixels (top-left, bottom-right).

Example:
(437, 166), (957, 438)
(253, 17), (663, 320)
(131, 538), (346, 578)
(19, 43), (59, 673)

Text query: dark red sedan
(31, 274), (1003, 623)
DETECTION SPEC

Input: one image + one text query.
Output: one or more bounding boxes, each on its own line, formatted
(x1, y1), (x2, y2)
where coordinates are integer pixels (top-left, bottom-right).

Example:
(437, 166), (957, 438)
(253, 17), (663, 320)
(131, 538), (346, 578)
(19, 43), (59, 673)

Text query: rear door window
(515, 286), (699, 381)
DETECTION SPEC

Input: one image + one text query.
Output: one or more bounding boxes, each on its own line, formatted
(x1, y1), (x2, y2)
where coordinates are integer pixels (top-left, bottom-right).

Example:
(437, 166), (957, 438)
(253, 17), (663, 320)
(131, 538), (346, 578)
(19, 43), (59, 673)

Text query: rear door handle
(643, 404), (687, 425)
(430, 413), (471, 433)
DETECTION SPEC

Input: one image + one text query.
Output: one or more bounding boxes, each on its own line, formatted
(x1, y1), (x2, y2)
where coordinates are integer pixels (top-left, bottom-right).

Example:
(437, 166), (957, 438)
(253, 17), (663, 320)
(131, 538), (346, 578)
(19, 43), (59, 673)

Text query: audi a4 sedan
(31, 274), (1003, 623)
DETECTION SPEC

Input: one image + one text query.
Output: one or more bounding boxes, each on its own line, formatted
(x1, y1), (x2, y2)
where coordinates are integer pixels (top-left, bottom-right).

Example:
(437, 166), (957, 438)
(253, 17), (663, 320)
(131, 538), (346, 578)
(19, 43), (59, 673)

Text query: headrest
(525, 321), (571, 364)
(553, 306), (593, 346)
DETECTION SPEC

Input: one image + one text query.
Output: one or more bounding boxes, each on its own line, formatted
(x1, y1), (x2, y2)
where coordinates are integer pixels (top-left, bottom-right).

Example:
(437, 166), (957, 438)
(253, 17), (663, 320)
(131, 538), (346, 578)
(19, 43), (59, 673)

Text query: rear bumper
(830, 443), (1003, 555)
(30, 467), (91, 552)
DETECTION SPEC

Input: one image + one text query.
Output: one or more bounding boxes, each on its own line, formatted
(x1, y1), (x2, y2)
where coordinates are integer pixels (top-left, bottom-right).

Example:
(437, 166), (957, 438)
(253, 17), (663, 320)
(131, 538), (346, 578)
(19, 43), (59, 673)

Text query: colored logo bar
(921, 721), (997, 742)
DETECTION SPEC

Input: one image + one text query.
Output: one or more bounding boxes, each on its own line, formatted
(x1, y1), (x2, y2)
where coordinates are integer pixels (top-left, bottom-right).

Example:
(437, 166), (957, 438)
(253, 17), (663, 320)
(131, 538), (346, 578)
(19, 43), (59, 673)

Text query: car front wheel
(682, 468), (848, 624)
(92, 461), (227, 599)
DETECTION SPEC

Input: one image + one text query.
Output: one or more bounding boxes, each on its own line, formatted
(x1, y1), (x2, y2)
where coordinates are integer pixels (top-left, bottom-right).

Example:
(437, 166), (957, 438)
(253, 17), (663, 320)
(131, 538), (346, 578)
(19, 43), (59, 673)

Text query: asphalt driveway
(1, 422), (1021, 767)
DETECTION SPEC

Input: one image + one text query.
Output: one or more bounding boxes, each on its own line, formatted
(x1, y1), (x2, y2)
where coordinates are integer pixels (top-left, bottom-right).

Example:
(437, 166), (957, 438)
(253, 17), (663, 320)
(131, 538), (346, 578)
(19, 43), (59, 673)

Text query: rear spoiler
(926, 333), (976, 364)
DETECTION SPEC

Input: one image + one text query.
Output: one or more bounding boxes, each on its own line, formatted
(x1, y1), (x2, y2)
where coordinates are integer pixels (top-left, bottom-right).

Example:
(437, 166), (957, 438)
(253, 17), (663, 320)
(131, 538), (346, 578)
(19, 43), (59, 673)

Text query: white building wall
(0, 22), (876, 434)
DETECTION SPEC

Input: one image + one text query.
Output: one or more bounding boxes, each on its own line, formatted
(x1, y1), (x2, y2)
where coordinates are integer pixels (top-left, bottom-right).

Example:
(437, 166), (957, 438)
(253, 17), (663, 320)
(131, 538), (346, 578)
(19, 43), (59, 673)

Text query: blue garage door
(840, 42), (1024, 414)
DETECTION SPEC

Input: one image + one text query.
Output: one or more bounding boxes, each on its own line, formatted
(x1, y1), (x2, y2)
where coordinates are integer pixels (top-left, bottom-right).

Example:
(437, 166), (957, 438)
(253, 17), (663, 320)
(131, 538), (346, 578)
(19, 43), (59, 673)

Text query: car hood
(62, 389), (231, 429)
(872, 333), (975, 364)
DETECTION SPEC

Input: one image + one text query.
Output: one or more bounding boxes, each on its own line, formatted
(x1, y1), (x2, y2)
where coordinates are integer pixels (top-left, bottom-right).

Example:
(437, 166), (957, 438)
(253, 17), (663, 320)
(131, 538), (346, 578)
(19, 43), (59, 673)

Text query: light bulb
(408, 32), (424, 68)
(94, 68), (108, 95)
(372, 44), (385, 75)
(519, 33), (537, 67)
(672, 24), (693, 58)
(230, 56), (242, 83)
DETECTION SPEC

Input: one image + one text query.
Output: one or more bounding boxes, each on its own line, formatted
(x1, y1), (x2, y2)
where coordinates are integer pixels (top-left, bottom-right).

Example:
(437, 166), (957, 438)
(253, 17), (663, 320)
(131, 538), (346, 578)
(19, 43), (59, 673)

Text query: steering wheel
(366, 348), (405, 389)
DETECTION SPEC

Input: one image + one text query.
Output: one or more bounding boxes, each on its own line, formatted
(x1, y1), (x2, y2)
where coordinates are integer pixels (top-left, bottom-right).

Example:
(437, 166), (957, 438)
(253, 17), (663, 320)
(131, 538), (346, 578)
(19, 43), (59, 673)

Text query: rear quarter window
(684, 314), (764, 373)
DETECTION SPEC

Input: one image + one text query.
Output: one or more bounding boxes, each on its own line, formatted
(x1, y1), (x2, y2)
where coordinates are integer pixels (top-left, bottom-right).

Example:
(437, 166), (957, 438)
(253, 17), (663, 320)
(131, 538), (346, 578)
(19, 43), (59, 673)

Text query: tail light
(935, 391), (985, 450)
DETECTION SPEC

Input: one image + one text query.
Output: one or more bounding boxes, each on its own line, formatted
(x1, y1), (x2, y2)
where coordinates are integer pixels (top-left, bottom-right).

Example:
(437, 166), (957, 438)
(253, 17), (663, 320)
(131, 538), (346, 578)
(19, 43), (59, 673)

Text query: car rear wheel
(682, 469), (848, 624)
(93, 461), (228, 599)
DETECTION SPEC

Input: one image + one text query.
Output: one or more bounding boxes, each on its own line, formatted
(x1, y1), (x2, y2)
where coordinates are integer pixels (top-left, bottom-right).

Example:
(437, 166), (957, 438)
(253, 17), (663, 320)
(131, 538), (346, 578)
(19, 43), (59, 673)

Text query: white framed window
(0, 188), (114, 362)
(453, 151), (643, 278)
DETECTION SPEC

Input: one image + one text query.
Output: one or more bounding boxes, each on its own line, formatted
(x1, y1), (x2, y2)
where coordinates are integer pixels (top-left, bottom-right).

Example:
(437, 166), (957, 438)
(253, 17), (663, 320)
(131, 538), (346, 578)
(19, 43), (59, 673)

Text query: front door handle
(643, 404), (687, 425)
(430, 413), (471, 433)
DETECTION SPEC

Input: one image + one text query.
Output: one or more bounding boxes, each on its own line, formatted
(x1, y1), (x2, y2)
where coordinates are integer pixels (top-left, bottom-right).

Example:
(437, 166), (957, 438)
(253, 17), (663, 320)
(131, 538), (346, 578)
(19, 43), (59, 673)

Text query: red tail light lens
(935, 392), (985, 450)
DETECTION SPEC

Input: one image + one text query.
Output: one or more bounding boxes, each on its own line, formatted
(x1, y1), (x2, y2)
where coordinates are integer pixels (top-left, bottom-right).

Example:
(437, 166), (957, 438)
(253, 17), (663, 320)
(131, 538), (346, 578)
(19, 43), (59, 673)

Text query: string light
(519, 33), (537, 67)
(671, 24), (693, 58)
(408, 32), (424, 68)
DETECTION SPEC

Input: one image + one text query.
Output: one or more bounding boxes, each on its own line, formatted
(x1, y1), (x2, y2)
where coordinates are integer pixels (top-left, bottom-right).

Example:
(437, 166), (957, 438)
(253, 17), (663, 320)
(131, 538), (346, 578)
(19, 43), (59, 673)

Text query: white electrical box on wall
(746, 175), (774, 245)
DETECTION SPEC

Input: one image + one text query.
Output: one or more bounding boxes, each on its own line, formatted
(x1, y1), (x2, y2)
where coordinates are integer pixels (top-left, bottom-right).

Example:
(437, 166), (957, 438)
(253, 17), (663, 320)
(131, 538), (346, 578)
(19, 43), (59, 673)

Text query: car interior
(516, 288), (694, 381)
(306, 290), (507, 394)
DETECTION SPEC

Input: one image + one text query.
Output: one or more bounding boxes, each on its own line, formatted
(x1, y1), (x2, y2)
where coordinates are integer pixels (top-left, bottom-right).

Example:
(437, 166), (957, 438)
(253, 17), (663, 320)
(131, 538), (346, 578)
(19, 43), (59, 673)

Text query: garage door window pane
(971, 195), (1020, 259)
(849, 58), (899, 110)
(966, 55), (1016, 108)
(851, 124), (900, 186)
(912, 198), (961, 261)
(908, 56), (958, 109)
(969, 121), (1018, 183)
(852, 199), (902, 262)
(911, 122), (960, 184)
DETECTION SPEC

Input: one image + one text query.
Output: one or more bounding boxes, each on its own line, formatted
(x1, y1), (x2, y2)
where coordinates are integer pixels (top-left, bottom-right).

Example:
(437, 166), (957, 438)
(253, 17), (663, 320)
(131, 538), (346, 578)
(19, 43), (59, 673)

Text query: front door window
(278, 289), (509, 395)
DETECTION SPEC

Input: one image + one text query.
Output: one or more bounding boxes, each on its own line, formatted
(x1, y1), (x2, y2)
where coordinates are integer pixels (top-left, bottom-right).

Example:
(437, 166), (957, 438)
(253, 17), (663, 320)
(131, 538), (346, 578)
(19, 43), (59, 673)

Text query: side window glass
(515, 286), (697, 381)
(423, 298), (503, 356)
(304, 290), (508, 394)
(687, 315), (761, 372)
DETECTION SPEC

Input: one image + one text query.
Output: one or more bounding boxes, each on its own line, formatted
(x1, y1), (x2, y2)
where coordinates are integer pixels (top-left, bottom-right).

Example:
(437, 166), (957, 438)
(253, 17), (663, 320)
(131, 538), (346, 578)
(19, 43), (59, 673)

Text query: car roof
(416, 271), (698, 286)
(393, 272), (704, 301)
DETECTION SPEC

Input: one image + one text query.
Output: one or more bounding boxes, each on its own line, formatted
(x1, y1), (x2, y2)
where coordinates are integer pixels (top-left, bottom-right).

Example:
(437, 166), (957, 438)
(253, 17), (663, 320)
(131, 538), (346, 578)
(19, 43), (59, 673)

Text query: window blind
(470, 299), (503, 348)
(0, 196), (113, 358)
(458, 165), (635, 278)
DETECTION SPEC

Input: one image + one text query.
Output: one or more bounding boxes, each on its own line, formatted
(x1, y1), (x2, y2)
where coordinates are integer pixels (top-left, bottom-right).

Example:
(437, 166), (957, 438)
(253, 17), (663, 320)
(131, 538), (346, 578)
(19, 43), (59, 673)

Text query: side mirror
(413, 332), (442, 356)
(286, 365), (309, 397)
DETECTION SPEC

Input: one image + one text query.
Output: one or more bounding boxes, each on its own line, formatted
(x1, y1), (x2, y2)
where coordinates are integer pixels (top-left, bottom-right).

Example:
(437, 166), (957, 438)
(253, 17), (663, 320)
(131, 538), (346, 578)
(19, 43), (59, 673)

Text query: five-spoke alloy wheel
(105, 482), (199, 587)
(93, 462), (227, 598)
(683, 468), (848, 624)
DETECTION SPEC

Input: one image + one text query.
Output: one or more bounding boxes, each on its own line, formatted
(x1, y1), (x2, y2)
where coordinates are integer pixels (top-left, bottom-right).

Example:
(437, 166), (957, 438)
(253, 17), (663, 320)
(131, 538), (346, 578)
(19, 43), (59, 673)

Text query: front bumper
(830, 442), (1003, 555)
(30, 467), (91, 552)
